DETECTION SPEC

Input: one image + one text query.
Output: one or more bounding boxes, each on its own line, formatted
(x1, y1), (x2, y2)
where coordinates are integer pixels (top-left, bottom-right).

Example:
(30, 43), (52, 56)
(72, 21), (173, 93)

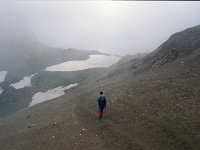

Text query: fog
(0, 1), (200, 55)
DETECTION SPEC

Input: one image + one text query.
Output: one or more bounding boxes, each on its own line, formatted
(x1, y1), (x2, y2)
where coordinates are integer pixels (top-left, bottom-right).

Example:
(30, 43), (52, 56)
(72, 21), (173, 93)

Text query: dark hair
(100, 91), (103, 95)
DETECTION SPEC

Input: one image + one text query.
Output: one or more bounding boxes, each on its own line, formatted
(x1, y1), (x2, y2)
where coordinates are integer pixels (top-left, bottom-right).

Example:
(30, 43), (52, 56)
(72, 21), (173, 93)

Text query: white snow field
(0, 71), (7, 95)
(29, 83), (78, 107)
(0, 71), (7, 83)
(45, 54), (120, 71)
(10, 73), (37, 89)
(0, 87), (3, 95)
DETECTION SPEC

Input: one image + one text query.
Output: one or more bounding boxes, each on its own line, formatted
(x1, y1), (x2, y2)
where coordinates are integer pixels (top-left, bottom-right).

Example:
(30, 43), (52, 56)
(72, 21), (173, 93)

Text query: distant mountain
(0, 35), (110, 117)
(0, 36), (100, 80)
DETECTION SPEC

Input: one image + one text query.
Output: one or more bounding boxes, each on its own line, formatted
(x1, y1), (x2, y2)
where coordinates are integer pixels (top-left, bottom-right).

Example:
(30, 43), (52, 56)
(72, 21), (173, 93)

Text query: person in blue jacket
(97, 91), (107, 119)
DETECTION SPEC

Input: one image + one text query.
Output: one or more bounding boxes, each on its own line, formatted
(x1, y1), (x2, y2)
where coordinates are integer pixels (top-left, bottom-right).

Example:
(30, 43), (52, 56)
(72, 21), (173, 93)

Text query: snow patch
(0, 71), (7, 83)
(29, 83), (78, 107)
(0, 87), (3, 95)
(45, 54), (120, 72)
(10, 73), (37, 89)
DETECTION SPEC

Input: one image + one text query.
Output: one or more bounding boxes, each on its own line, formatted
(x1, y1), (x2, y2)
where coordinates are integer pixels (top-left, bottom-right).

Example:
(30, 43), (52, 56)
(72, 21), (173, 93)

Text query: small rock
(52, 122), (57, 126)
(27, 125), (33, 128)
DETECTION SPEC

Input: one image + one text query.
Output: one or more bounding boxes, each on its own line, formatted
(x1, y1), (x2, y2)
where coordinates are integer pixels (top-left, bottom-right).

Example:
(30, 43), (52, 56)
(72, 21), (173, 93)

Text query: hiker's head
(100, 91), (103, 95)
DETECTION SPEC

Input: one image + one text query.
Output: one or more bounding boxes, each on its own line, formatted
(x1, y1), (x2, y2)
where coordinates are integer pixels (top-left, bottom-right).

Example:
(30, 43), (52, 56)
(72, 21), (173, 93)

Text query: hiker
(97, 91), (107, 119)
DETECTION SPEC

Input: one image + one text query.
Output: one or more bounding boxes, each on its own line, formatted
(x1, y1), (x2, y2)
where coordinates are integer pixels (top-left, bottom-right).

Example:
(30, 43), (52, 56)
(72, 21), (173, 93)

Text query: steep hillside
(130, 25), (200, 73)
(0, 25), (200, 150)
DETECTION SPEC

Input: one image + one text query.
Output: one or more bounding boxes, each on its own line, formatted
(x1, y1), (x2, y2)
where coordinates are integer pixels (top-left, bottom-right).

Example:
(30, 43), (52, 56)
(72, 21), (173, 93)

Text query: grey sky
(0, 1), (200, 55)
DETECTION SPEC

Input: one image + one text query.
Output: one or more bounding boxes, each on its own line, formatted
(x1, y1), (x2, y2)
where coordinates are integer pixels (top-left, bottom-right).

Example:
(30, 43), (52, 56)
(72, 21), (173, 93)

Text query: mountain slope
(130, 25), (200, 73)
(0, 35), (105, 117)
(0, 25), (200, 150)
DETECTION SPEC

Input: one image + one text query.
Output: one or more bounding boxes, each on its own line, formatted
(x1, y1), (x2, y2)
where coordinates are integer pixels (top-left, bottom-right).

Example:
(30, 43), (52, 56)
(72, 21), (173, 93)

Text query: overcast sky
(0, 1), (200, 56)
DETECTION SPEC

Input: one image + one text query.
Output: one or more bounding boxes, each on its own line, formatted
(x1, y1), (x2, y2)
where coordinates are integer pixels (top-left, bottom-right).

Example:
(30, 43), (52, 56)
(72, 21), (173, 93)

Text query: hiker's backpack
(98, 96), (106, 106)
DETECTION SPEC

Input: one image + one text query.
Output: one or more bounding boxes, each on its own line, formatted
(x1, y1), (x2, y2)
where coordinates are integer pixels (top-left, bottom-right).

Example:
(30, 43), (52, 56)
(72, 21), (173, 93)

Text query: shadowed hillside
(0, 35), (105, 117)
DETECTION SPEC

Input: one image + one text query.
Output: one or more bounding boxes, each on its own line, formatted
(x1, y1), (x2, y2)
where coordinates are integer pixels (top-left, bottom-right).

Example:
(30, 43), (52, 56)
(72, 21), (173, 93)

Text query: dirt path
(75, 103), (145, 150)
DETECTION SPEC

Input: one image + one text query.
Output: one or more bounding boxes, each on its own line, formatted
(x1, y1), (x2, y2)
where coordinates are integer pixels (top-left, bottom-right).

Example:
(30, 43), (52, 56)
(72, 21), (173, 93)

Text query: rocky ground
(0, 47), (200, 150)
(0, 25), (200, 150)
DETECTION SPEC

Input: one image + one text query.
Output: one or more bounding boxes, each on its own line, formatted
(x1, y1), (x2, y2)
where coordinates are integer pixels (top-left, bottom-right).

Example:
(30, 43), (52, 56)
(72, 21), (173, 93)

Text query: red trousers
(98, 112), (103, 118)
